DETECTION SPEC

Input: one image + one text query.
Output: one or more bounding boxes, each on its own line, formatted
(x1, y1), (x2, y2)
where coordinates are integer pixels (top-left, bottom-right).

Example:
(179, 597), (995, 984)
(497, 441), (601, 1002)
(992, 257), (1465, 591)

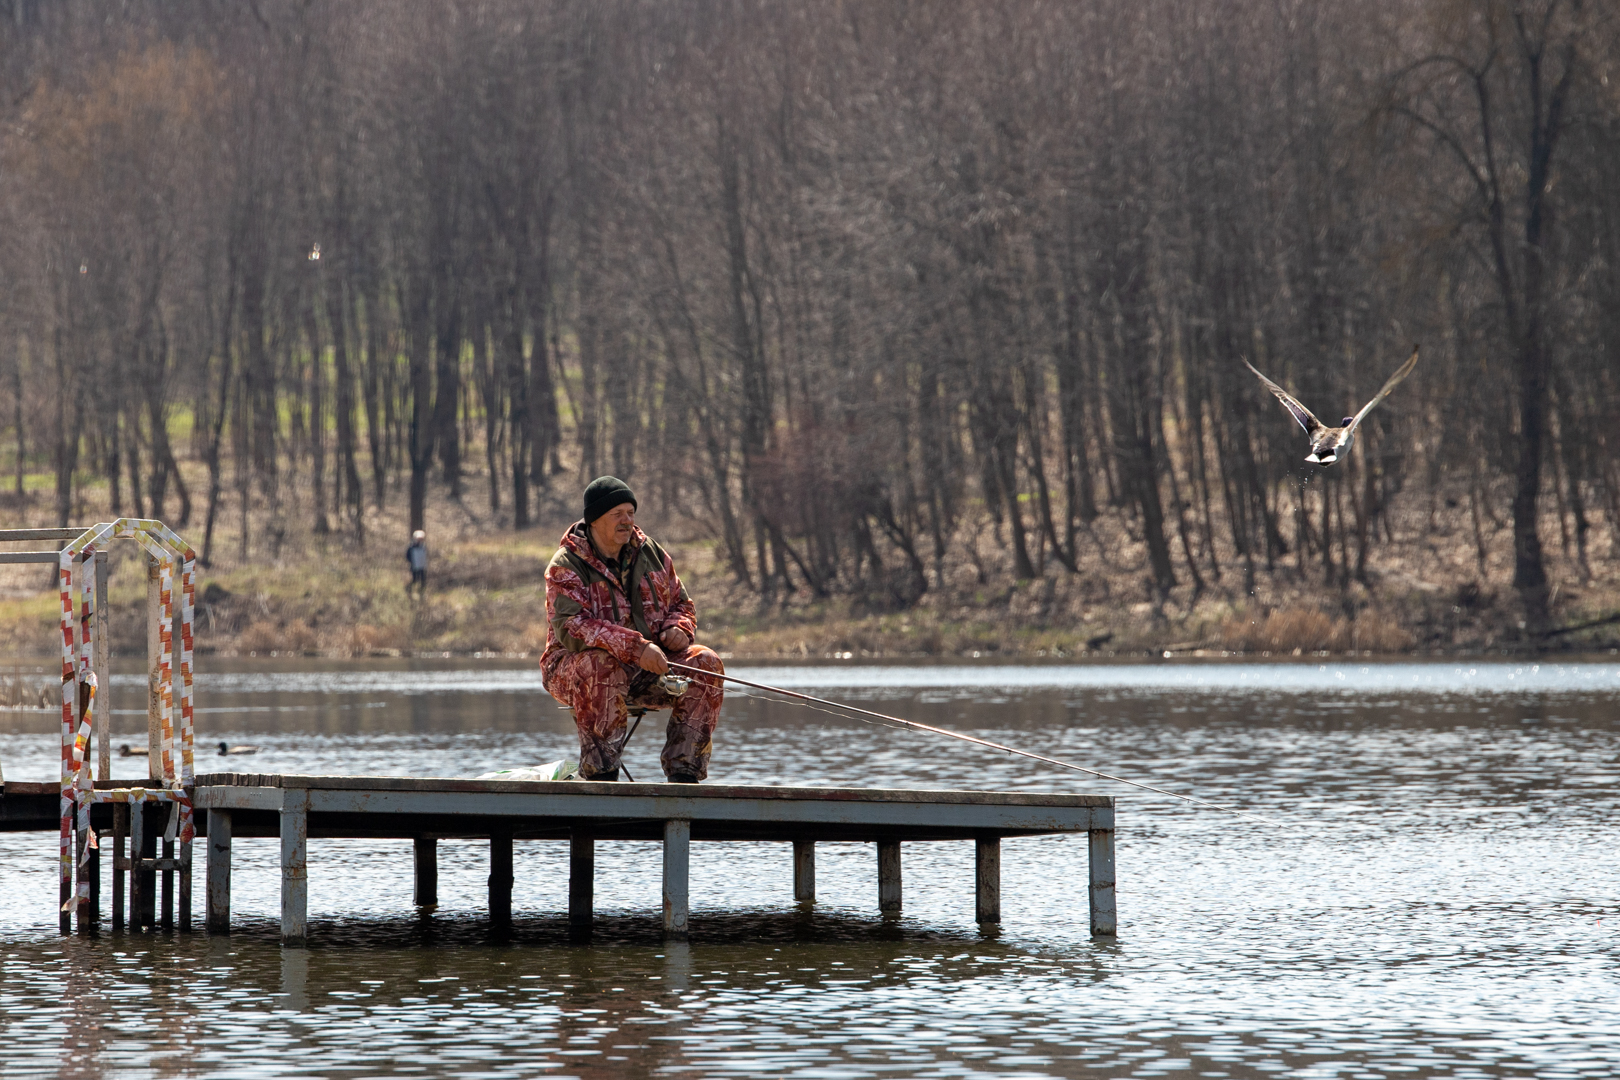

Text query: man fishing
(541, 476), (725, 782)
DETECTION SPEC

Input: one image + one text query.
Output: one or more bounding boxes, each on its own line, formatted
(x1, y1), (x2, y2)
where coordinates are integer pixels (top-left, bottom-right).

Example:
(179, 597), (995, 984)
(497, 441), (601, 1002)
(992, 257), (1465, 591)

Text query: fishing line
(721, 683), (921, 733)
(669, 661), (1286, 827)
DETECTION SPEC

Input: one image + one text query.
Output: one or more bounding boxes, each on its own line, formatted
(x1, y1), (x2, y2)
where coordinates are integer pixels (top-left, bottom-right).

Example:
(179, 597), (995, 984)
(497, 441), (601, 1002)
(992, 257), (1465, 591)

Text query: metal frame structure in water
(0, 523), (197, 935)
(193, 773), (1117, 943)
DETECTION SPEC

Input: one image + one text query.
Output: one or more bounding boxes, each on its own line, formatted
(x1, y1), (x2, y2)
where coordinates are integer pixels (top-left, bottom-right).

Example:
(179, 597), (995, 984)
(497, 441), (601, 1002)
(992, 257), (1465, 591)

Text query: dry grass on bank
(0, 460), (1618, 660)
(1218, 607), (1414, 655)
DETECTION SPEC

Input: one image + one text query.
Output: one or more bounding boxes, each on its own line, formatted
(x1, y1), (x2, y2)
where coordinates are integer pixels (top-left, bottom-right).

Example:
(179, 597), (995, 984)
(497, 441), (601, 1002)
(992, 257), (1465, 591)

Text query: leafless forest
(2, 0), (1618, 638)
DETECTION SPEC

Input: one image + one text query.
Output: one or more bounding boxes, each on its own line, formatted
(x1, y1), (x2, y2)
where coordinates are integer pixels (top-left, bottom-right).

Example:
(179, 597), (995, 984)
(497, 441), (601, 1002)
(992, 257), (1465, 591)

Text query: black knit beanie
(583, 476), (637, 523)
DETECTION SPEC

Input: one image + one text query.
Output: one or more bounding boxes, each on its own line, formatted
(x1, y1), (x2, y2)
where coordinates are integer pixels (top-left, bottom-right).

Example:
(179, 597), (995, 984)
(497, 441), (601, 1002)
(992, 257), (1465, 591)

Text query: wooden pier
(5, 775), (1117, 943)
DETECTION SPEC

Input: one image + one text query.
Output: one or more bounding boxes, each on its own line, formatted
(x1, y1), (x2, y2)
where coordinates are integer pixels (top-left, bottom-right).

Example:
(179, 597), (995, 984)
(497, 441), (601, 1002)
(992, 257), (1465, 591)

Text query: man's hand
(659, 627), (691, 654)
(638, 642), (670, 675)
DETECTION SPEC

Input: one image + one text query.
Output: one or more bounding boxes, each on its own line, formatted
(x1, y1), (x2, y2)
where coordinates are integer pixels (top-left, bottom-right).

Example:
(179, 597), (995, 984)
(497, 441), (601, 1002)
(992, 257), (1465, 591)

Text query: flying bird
(1243, 345), (1420, 465)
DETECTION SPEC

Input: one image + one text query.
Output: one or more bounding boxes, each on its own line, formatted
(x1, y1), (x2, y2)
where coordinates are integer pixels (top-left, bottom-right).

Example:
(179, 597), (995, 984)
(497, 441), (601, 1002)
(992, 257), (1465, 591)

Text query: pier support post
(1088, 827), (1116, 937)
(489, 826), (514, 932)
(206, 809), (231, 933)
(140, 810), (157, 929)
(130, 800), (151, 930)
(975, 837), (1000, 925)
(877, 840), (902, 915)
(161, 835), (174, 930)
(60, 833), (72, 934)
(281, 792), (309, 946)
(568, 830), (594, 939)
(793, 840), (815, 904)
(143, 832), (158, 928)
(178, 837), (192, 933)
(662, 819), (690, 940)
(413, 837), (438, 908)
(112, 804), (126, 931)
(74, 824), (92, 935)
(87, 832), (100, 927)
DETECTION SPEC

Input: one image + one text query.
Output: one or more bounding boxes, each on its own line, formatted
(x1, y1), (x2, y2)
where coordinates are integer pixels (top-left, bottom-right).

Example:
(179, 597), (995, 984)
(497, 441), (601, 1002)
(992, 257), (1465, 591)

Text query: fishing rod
(667, 660), (1285, 827)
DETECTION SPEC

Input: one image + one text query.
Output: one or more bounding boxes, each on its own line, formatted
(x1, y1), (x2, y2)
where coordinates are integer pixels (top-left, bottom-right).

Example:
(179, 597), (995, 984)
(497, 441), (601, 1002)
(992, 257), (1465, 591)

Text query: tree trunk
(326, 274), (364, 537)
(200, 358), (234, 568)
(360, 279), (387, 509)
(241, 263), (277, 498)
(432, 283), (463, 497)
(526, 216), (558, 493)
(12, 343), (26, 501)
(406, 280), (435, 533)
(500, 283), (530, 528)
(52, 327), (76, 527)
(304, 296), (330, 535)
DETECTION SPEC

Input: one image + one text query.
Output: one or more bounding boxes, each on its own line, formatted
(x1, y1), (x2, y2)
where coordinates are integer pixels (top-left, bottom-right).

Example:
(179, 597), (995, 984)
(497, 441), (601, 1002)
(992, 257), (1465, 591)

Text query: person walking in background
(405, 529), (428, 597)
(541, 476), (725, 782)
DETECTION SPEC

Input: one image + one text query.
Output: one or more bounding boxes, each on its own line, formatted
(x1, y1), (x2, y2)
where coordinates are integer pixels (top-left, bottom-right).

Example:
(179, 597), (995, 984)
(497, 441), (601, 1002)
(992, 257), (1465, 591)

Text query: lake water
(2, 658), (1618, 1079)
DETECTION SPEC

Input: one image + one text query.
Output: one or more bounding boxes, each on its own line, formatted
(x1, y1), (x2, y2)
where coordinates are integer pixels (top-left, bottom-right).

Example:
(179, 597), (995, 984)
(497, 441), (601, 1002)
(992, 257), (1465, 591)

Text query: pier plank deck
(190, 773), (1112, 840)
(4, 775), (1117, 942)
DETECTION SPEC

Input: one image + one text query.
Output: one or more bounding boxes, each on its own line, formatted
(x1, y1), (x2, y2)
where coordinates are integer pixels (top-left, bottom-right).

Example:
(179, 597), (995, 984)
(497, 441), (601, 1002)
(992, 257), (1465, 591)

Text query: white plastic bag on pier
(476, 760), (579, 782)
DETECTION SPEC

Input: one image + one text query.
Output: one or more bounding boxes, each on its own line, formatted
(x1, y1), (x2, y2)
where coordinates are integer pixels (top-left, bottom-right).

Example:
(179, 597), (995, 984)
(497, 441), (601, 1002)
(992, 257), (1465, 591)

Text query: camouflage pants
(543, 645), (725, 780)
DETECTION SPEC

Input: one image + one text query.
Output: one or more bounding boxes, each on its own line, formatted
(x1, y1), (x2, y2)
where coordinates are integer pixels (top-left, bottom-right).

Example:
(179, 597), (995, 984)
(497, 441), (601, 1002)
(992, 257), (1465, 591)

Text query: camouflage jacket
(540, 521), (698, 676)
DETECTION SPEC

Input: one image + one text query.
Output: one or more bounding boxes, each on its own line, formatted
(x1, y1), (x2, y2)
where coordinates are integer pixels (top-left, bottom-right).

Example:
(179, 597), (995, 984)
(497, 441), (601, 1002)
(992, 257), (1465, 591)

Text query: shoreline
(1, 509), (1616, 663)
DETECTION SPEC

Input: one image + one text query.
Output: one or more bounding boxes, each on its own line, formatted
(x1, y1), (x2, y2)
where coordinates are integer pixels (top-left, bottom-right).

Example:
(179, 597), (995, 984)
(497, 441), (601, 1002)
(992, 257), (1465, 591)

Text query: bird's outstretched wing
(1345, 345), (1420, 432)
(1242, 357), (1324, 438)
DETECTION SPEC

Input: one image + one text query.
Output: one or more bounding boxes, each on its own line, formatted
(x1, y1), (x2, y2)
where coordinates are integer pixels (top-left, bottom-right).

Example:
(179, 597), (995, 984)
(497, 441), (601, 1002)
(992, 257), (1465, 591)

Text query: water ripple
(1, 659), (1617, 1078)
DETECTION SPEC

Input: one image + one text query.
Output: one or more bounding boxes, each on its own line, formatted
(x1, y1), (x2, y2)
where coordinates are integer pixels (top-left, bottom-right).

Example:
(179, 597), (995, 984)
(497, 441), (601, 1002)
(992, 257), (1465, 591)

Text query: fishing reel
(658, 673), (690, 697)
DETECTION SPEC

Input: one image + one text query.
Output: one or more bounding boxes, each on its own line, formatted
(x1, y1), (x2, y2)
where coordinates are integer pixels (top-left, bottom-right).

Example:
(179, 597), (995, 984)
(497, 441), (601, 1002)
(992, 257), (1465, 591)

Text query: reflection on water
(3, 658), (1619, 1078)
(72, 655), (1620, 694)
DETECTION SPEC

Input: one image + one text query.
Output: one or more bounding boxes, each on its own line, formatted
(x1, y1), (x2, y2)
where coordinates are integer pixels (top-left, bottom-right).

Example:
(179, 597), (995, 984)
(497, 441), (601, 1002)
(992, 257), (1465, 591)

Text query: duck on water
(121, 742), (259, 756)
